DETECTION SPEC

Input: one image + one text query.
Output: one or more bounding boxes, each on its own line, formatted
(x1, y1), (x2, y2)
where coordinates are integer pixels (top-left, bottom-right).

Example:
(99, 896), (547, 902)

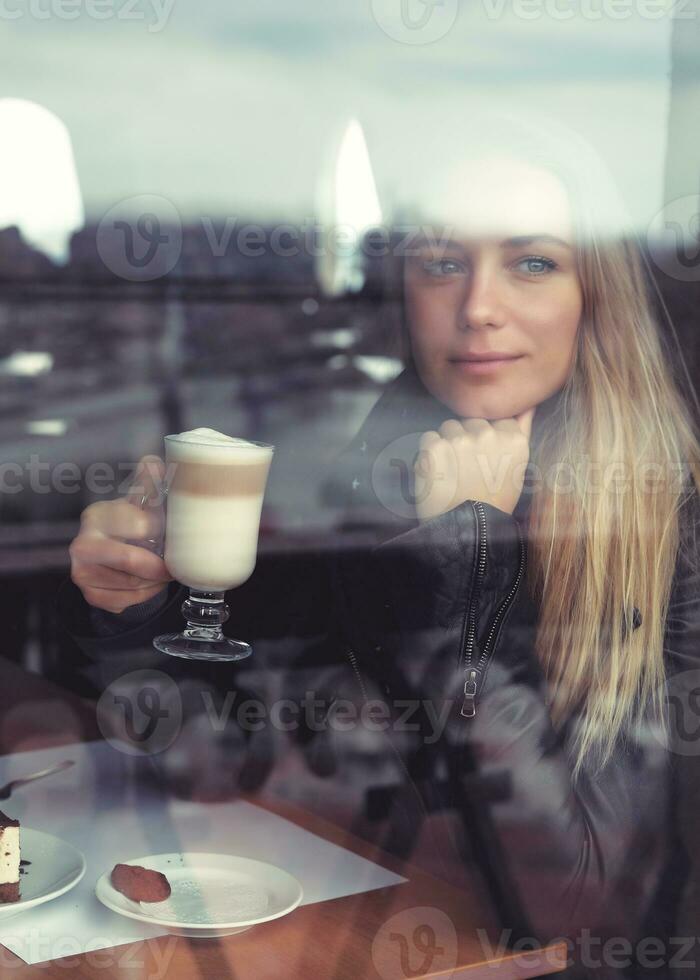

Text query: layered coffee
(163, 428), (273, 592)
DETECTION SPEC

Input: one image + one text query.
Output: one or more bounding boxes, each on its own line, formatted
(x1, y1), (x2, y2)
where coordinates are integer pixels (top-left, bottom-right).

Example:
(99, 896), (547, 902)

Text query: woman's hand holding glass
(69, 455), (173, 614)
(414, 408), (535, 521)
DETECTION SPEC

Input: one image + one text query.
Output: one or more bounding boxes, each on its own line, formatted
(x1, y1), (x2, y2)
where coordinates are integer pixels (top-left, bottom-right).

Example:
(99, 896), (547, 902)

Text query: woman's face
(404, 156), (583, 420)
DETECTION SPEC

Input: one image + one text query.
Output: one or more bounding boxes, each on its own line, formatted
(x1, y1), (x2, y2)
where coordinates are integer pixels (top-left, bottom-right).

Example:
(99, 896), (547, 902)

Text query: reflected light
(0, 351), (54, 377)
(311, 327), (359, 349)
(353, 356), (402, 384)
(0, 99), (84, 264)
(326, 354), (402, 383)
(26, 419), (68, 436)
(334, 119), (382, 233)
(316, 118), (383, 297)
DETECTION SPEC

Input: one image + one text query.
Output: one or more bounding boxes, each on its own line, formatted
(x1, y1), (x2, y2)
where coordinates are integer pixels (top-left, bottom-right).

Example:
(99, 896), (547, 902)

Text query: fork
(0, 760), (75, 801)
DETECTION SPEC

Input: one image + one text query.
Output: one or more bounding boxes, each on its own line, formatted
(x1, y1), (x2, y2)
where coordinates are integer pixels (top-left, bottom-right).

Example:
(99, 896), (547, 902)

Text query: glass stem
(181, 590), (230, 642)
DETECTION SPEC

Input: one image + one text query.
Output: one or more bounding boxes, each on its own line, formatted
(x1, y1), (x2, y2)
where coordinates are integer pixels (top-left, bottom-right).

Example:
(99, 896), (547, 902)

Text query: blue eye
(422, 258), (466, 277)
(515, 255), (557, 277)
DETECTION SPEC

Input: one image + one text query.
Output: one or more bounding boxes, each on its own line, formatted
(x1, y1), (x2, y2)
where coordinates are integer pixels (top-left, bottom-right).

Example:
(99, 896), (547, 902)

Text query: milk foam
(167, 428), (272, 465)
(174, 428), (251, 447)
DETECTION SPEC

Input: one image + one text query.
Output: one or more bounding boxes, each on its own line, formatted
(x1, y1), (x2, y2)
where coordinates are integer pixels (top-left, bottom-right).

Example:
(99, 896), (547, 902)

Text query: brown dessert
(111, 863), (171, 903)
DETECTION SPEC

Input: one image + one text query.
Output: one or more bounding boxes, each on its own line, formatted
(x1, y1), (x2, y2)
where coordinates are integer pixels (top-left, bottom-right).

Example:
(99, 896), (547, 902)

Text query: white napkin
(0, 740), (407, 965)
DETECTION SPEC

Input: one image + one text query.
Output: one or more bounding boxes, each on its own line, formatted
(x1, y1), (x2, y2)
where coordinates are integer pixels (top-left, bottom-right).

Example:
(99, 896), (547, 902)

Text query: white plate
(95, 853), (304, 938)
(0, 828), (86, 920)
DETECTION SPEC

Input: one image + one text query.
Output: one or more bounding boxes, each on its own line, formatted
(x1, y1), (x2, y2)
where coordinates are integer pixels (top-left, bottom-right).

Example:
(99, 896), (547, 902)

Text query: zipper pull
(461, 669), (478, 718)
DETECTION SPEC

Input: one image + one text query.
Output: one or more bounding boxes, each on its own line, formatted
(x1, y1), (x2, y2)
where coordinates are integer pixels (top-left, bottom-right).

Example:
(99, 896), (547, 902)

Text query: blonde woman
(64, 114), (699, 974)
(327, 114), (700, 974)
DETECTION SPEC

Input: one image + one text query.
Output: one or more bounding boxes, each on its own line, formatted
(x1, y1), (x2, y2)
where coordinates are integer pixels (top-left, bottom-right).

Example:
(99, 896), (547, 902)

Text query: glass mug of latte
(152, 428), (274, 662)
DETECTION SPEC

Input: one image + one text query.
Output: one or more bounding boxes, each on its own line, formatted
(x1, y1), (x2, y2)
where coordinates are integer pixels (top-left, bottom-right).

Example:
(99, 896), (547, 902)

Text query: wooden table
(0, 657), (568, 979)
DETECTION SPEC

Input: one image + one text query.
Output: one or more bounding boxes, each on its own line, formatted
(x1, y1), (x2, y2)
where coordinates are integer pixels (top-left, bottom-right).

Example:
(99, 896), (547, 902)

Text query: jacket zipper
(461, 502), (526, 718)
(346, 646), (368, 702)
(459, 502), (487, 717)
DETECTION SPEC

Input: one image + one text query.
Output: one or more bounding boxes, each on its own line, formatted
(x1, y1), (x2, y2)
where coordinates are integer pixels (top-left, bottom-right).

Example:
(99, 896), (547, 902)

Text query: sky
(0, 0), (679, 230)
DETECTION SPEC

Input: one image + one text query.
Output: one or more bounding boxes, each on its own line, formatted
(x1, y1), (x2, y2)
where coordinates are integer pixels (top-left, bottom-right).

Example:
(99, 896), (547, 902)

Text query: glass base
(153, 633), (252, 662)
(152, 589), (252, 662)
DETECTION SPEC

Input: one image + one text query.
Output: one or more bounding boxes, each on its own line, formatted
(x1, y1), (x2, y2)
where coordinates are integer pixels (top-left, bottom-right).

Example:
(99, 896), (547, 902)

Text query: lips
(449, 353), (524, 376)
(451, 352), (522, 363)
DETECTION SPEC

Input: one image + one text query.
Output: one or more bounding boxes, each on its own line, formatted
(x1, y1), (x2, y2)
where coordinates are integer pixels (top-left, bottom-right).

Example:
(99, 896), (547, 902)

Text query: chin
(422, 369), (534, 420)
(446, 392), (523, 421)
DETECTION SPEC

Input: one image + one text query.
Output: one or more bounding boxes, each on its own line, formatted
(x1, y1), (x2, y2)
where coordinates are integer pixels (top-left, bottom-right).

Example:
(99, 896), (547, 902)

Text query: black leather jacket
(60, 367), (700, 977)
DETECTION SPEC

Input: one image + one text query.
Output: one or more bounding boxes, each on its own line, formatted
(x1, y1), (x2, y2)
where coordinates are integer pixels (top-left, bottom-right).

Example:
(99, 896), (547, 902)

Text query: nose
(459, 258), (505, 332)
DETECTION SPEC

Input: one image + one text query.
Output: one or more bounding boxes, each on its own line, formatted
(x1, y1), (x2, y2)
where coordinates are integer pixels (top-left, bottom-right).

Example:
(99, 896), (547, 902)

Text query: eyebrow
(501, 234), (572, 250)
(418, 234), (572, 252)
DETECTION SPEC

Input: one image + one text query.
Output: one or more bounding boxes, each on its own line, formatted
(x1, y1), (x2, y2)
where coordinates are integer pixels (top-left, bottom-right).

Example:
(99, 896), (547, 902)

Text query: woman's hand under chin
(414, 408), (535, 520)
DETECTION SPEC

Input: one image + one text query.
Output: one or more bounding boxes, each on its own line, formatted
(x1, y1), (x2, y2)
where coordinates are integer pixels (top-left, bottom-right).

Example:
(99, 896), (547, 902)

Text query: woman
(64, 114), (700, 975)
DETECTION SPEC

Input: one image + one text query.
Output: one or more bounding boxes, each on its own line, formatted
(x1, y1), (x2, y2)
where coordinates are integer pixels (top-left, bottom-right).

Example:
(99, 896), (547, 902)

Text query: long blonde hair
(530, 235), (700, 773)
(398, 110), (700, 773)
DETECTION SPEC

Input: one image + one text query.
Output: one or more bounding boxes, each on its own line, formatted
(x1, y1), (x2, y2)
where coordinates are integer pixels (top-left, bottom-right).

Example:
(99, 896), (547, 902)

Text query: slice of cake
(0, 811), (20, 903)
